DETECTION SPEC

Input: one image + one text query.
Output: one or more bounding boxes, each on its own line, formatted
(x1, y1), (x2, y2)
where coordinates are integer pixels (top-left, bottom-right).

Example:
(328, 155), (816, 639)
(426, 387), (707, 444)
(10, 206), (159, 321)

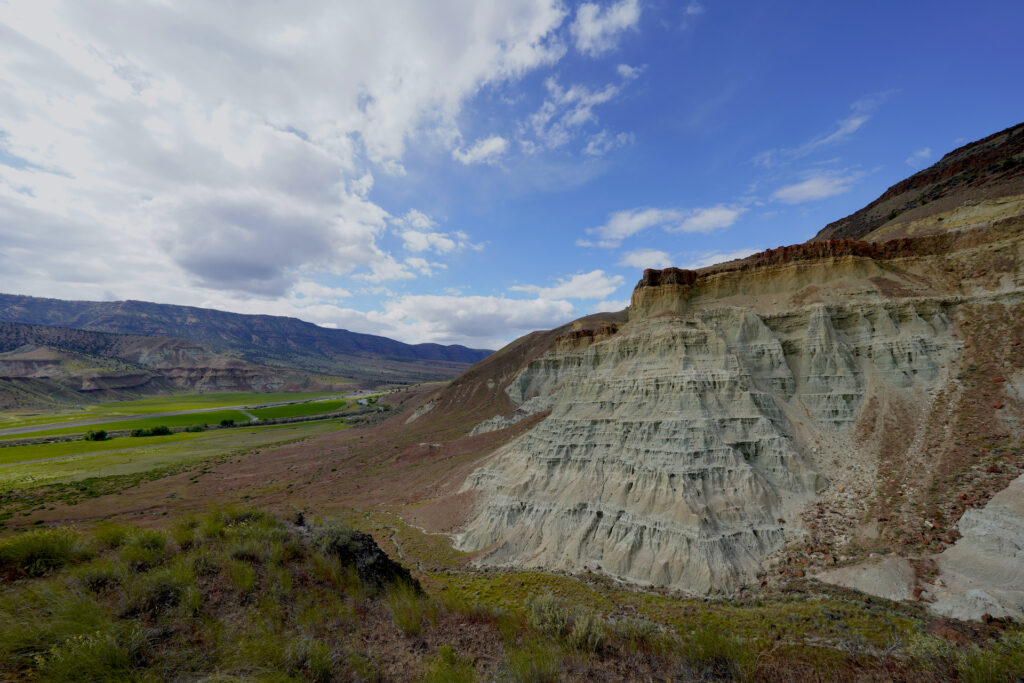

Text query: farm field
(0, 390), (345, 431)
(248, 398), (347, 420)
(0, 420), (345, 491)
(0, 409), (255, 440)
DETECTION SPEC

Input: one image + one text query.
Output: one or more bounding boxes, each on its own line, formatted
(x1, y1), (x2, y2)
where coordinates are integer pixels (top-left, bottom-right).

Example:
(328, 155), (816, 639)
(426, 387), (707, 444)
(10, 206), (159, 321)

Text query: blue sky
(1, 1), (1022, 348)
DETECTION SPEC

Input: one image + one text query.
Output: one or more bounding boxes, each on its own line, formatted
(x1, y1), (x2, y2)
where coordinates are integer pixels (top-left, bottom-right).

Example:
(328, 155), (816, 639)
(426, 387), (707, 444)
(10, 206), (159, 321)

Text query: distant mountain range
(0, 295), (492, 409)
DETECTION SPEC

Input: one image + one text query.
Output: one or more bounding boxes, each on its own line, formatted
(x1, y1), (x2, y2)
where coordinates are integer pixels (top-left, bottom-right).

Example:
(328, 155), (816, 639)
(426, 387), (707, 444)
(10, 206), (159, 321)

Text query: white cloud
(672, 205), (747, 233)
(583, 130), (634, 156)
(0, 0), (568, 309)
(571, 0), (641, 57)
(906, 147), (932, 168)
(511, 269), (624, 300)
(453, 135), (509, 165)
(368, 294), (576, 348)
(685, 3), (706, 15)
(582, 204), (743, 248)
(616, 63), (644, 79)
(592, 298), (630, 312)
(583, 207), (682, 248)
(524, 76), (623, 151)
(754, 92), (895, 167)
(404, 257), (445, 276)
(679, 247), (762, 270)
(772, 172), (859, 204)
(618, 248), (671, 269)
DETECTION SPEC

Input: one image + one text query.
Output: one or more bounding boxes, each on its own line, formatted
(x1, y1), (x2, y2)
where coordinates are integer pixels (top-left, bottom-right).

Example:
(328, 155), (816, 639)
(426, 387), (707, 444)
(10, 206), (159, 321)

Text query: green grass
(0, 410), (253, 440)
(0, 421), (345, 491)
(249, 399), (347, 420)
(0, 391), (345, 431)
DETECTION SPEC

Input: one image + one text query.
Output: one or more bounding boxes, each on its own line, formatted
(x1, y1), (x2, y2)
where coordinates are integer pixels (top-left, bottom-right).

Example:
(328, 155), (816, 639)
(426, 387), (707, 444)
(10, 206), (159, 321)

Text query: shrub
(33, 624), (148, 682)
(528, 593), (569, 639)
(226, 559), (256, 594)
(75, 558), (126, 593)
(82, 430), (108, 442)
(219, 419), (235, 427)
(119, 530), (168, 571)
(609, 616), (661, 652)
(567, 609), (605, 653)
(675, 622), (759, 682)
(957, 629), (1024, 683)
(505, 641), (560, 683)
(0, 581), (113, 664)
(129, 426), (172, 437)
(0, 528), (89, 577)
(387, 580), (432, 636)
(422, 645), (475, 683)
(185, 424), (207, 433)
(123, 563), (195, 616)
(91, 522), (132, 550)
(284, 636), (335, 683)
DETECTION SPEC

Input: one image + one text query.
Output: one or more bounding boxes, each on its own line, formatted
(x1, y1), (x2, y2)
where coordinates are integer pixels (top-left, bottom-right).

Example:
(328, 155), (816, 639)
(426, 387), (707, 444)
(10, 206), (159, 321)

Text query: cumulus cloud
(619, 248), (671, 269)
(368, 294), (576, 348)
(581, 205), (743, 248)
(453, 135), (509, 165)
(510, 269), (624, 300)
(772, 171), (860, 204)
(671, 205), (747, 233)
(571, 0), (642, 56)
(0, 0), (568, 309)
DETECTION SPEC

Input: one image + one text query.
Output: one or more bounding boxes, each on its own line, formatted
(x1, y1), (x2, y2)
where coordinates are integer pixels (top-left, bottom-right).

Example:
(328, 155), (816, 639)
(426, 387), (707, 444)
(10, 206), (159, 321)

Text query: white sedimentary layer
(458, 301), (956, 593)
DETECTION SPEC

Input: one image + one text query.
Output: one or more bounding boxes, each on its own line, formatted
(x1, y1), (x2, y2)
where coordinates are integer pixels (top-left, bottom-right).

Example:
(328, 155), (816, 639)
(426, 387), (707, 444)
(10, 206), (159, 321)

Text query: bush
(422, 645), (475, 683)
(219, 419), (235, 428)
(957, 629), (1024, 683)
(129, 425), (172, 437)
(82, 430), (108, 442)
(567, 609), (605, 653)
(123, 563), (195, 616)
(33, 624), (148, 682)
(528, 593), (569, 639)
(118, 530), (168, 571)
(284, 636), (335, 683)
(505, 641), (560, 683)
(91, 522), (132, 550)
(675, 622), (758, 682)
(185, 424), (207, 432)
(387, 581), (432, 636)
(0, 528), (89, 577)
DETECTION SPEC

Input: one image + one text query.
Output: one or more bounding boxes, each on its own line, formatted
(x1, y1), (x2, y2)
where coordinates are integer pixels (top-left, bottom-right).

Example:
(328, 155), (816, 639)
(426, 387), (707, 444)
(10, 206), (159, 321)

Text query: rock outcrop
(458, 277), (960, 591)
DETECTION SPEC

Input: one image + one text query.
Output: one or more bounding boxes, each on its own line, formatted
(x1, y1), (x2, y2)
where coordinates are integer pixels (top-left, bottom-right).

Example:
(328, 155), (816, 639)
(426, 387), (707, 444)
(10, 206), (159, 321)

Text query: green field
(0, 391), (344, 431)
(0, 421), (345, 490)
(0, 410), (254, 441)
(248, 398), (346, 420)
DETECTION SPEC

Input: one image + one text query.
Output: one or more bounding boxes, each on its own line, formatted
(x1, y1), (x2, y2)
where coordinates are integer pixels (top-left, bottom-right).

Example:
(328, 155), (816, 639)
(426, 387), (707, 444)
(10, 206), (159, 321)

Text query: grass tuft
(0, 527), (89, 577)
(423, 644), (476, 683)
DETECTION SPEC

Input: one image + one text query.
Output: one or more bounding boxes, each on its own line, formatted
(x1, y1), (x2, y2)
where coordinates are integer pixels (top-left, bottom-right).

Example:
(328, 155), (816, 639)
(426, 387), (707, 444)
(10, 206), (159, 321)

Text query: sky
(1, 1), (1023, 350)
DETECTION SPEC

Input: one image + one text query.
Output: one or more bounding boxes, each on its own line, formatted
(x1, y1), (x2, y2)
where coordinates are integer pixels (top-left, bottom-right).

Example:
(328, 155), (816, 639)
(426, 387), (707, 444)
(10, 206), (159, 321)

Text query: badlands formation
(416, 122), (1024, 620)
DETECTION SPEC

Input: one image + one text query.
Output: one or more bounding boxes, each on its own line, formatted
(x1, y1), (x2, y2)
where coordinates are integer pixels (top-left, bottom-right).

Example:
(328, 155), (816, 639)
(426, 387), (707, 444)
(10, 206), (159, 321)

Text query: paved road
(0, 393), (359, 438)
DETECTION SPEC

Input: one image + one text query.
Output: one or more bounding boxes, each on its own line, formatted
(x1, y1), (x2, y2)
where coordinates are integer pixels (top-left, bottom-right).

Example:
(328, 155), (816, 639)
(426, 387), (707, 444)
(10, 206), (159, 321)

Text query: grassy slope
(249, 398), (347, 420)
(1, 507), (1020, 682)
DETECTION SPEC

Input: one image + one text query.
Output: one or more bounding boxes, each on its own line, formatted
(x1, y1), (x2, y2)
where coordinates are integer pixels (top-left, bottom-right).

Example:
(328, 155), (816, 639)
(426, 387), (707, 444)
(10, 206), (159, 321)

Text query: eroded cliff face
(456, 261), (963, 591)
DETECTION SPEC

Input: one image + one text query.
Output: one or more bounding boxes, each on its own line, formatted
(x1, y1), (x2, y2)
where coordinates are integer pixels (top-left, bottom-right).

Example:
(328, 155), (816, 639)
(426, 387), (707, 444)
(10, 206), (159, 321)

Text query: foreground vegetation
(0, 507), (1020, 681)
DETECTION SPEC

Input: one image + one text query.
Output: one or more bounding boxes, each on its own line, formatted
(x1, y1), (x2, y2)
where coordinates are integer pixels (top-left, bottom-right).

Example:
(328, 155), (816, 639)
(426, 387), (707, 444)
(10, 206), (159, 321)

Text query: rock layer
(458, 295), (957, 592)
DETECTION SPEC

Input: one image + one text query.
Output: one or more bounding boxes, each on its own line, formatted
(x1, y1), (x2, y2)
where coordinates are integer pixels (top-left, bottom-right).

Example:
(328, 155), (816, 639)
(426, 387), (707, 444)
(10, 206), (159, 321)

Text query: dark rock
(313, 523), (421, 594)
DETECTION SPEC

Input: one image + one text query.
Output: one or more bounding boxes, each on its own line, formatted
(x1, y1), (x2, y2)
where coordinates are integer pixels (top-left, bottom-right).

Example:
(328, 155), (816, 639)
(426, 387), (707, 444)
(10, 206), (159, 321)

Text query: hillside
(0, 295), (491, 387)
(387, 124), (1024, 622)
(813, 120), (1024, 242)
(0, 321), (337, 409)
